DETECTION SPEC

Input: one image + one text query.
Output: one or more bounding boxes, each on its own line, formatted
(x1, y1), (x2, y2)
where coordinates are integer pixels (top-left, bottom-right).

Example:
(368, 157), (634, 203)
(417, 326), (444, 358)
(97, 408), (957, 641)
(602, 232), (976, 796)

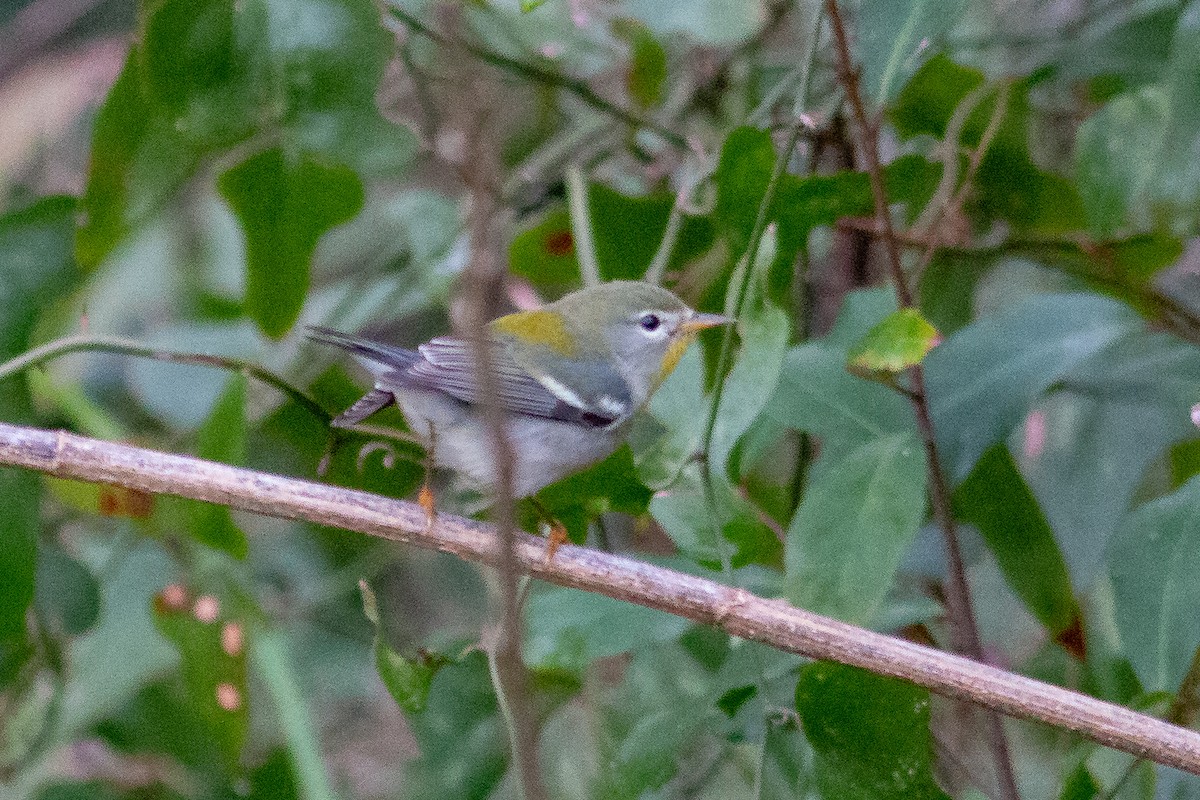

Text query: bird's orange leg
(419, 424), (437, 533)
(528, 497), (568, 560)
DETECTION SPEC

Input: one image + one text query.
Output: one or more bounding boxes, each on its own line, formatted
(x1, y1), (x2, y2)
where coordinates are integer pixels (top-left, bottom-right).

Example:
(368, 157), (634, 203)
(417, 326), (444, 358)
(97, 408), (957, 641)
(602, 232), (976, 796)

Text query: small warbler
(308, 281), (730, 497)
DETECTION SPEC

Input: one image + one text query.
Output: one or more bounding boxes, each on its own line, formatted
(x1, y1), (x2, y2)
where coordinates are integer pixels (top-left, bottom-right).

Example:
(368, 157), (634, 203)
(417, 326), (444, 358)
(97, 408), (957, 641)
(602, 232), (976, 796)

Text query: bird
(307, 280), (731, 501)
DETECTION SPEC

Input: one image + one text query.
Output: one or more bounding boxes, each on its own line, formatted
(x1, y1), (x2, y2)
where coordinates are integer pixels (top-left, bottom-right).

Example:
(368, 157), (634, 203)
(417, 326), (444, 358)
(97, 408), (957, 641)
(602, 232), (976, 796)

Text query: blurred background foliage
(1, 0), (1200, 797)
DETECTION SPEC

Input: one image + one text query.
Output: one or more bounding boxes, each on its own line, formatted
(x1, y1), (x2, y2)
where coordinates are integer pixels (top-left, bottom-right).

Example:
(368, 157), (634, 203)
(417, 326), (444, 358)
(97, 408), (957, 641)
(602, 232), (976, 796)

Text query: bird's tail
(306, 325), (422, 374)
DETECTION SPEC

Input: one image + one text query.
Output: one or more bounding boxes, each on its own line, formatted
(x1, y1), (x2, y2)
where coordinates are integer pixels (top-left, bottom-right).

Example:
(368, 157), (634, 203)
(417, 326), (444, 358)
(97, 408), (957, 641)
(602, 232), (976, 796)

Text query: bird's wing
(308, 327), (630, 428)
(415, 337), (628, 428)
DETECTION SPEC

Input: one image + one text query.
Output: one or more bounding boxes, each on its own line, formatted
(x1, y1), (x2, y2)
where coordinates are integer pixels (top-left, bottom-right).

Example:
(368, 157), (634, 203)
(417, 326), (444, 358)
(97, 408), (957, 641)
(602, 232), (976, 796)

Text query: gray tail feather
(306, 325), (422, 373)
(330, 387), (395, 428)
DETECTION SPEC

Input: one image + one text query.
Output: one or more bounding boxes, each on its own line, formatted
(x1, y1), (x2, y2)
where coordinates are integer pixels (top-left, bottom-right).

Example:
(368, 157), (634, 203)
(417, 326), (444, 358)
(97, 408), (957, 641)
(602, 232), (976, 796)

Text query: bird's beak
(681, 312), (734, 334)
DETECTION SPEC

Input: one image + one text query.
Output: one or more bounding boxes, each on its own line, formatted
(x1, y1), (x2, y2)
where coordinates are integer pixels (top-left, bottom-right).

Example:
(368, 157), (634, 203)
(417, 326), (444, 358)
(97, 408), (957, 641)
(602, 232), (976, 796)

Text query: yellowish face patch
(655, 334), (694, 389)
(491, 310), (577, 356)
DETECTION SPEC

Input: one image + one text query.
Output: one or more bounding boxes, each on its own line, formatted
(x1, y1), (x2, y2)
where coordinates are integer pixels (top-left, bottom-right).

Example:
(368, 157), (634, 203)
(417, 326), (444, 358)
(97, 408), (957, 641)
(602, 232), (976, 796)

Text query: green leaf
(376, 640), (440, 715)
(153, 586), (250, 771)
(507, 208), (579, 289)
(796, 663), (950, 800)
(76, 52), (202, 269)
(954, 444), (1082, 647)
(614, 19), (667, 108)
(400, 650), (507, 798)
(525, 586), (689, 671)
(918, 250), (993, 335)
(0, 196), (80, 682)
(709, 224), (790, 476)
(1075, 86), (1170, 237)
(1152, 1), (1200, 223)
(767, 290), (914, 461)
(507, 186), (713, 291)
(857, 0), (967, 104)
(847, 307), (941, 379)
(34, 541), (101, 637)
(140, 0), (257, 145)
(784, 432), (927, 625)
(34, 783), (124, 800)
(590, 182), (714, 281)
(78, 0), (412, 268)
(1171, 439), (1200, 488)
(248, 749), (301, 800)
(533, 446), (652, 544)
(219, 147), (364, 338)
(1110, 475), (1200, 692)
(759, 713), (815, 800)
(1059, 763), (1100, 800)
(651, 463), (782, 569)
(891, 54), (985, 140)
(925, 293), (1138, 480)
(592, 706), (711, 800)
(187, 374), (250, 558)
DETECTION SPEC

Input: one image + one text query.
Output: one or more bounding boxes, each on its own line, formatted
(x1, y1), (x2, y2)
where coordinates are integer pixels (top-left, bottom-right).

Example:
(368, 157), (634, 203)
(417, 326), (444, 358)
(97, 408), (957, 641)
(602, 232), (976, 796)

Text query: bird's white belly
(396, 390), (622, 497)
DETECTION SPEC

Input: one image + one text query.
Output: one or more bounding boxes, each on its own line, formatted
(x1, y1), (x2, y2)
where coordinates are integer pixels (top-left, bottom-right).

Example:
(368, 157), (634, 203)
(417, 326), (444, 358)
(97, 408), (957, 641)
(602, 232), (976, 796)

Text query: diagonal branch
(2, 421), (1200, 776)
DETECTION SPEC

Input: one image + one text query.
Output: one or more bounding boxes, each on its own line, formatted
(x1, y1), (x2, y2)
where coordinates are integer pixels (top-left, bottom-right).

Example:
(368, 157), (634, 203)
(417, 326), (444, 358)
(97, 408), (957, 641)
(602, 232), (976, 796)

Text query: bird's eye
(639, 313), (662, 332)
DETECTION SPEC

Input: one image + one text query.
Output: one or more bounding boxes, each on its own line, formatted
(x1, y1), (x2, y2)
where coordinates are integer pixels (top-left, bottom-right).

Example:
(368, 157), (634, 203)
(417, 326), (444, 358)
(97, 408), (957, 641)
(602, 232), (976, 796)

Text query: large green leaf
(525, 586), (689, 671)
(784, 433), (927, 625)
(767, 290), (914, 461)
(0, 196), (81, 683)
(796, 663), (950, 800)
(153, 586), (250, 772)
(1110, 475), (1200, 692)
(708, 224), (790, 476)
(924, 293), (1138, 480)
(1075, 86), (1169, 237)
(651, 463), (783, 570)
(77, 0), (413, 269)
(219, 147), (364, 338)
(954, 444), (1081, 647)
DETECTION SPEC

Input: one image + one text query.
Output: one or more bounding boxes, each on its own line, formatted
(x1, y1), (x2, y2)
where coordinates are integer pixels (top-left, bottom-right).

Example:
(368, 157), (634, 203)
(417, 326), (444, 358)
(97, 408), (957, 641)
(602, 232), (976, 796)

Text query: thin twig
(644, 184), (689, 286)
(384, 2), (689, 150)
(0, 334), (328, 423)
(2, 422), (1200, 775)
(565, 165), (601, 287)
(457, 91), (548, 800)
(822, 3), (1023, 799)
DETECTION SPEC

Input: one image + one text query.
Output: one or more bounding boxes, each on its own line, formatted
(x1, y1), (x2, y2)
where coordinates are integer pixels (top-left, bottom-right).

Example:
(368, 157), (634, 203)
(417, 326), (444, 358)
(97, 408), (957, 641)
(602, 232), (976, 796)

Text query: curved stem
(0, 334), (328, 423)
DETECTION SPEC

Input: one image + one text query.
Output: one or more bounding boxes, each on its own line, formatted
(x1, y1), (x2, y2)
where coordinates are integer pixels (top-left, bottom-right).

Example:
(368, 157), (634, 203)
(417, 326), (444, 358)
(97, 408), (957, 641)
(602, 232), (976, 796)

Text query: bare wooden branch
(1, 421), (1199, 775)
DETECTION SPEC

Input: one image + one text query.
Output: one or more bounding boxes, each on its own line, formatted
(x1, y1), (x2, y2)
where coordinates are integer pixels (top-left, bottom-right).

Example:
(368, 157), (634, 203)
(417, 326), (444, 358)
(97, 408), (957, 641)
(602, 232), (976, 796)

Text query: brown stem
(822, 3), (1022, 798)
(2, 422), (1200, 775)
(456, 70), (548, 800)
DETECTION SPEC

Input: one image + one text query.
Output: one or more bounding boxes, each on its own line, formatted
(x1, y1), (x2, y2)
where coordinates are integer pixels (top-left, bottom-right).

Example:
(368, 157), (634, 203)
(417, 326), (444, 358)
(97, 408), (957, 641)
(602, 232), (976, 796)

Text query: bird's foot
(418, 482), (437, 533)
(545, 521), (569, 561)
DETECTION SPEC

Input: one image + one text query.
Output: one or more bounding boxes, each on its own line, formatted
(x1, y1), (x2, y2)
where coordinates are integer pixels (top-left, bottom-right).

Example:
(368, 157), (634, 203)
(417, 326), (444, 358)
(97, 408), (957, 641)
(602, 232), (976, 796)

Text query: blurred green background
(2, 0), (1200, 798)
